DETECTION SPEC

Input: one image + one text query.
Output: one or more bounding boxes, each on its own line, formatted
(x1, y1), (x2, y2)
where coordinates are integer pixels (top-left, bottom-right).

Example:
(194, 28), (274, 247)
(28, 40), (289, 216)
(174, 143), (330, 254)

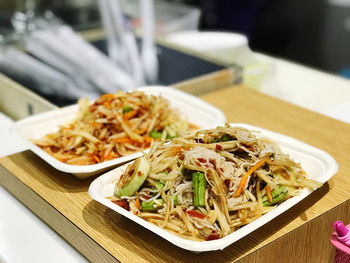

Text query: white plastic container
(88, 123), (338, 252)
(13, 86), (226, 179)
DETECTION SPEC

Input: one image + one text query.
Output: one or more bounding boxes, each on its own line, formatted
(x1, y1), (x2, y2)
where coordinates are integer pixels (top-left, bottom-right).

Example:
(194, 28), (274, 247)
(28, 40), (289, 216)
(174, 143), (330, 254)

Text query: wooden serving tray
(1, 86), (350, 262)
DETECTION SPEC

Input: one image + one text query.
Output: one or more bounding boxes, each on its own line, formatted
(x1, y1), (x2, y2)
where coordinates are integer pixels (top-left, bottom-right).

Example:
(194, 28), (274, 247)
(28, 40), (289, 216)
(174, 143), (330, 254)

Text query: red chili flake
(128, 169), (134, 176)
(220, 168), (224, 172)
(206, 234), (220, 241)
(209, 159), (216, 169)
(224, 179), (230, 188)
(185, 210), (206, 219)
(198, 158), (206, 163)
(179, 153), (184, 160)
(141, 194), (150, 200)
(137, 171), (142, 176)
(112, 200), (130, 211)
(215, 144), (222, 150)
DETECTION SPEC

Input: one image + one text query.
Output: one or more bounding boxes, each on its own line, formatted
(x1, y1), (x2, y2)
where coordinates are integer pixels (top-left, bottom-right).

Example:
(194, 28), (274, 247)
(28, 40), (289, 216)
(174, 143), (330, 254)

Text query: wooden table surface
(1, 86), (350, 263)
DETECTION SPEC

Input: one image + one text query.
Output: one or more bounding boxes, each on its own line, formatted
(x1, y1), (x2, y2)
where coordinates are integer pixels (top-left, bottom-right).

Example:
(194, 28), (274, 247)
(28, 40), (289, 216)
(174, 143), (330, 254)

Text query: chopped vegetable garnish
(33, 90), (190, 165)
(150, 130), (163, 138)
(114, 157), (150, 197)
(263, 186), (288, 206)
(122, 106), (133, 113)
(193, 172), (206, 207)
(141, 199), (164, 211)
(234, 157), (269, 197)
(110, 124), (321, 241)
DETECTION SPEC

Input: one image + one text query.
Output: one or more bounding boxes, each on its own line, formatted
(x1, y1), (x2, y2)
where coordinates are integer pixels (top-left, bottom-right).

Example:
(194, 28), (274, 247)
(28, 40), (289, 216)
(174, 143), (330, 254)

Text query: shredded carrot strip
(135, 198), (140, 210)
(103, 101), (111, 108)
(92, 122), (100, 128)
(135, 125), (149, 135)
(143, 135), (153, 144)
(234, 157), (269, 197)
(113, 137), (133, 144)
(265, 185), (273, 202)
(172, 146), (183, 155)
(92, 154), (100, 163)
(100, 93), (115, 99)
(124, 110), (138, 120)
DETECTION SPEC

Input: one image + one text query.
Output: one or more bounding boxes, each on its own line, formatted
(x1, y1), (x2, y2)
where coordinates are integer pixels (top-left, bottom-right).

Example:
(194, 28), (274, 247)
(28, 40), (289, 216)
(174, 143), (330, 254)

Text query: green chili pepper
(141, 199), (164, 211)
(220, 135), (232, 142)
(122, 106), (133, 113)
(211, 134), (232, 143)
(150, 130), (162, 138)
(193, 172), (206, 207)
(172, 195), (179, 205)
(155, 180), (165, 190)
(262, 185), (288, 206)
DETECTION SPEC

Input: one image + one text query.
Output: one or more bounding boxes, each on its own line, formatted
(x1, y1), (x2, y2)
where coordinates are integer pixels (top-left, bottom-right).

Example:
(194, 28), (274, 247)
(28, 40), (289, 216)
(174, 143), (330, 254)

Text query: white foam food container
(88, 123), (338, 252)
(13, 86), (226, 179)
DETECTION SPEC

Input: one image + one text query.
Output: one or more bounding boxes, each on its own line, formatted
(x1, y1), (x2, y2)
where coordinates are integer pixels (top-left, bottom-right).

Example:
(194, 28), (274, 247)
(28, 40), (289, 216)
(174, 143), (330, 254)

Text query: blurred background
(0, 0), (349, 106)
(1, 0), (349, 73)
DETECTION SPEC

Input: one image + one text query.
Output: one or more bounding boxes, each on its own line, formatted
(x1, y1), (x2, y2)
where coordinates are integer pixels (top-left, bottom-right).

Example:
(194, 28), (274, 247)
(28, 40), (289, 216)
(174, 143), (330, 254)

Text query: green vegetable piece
(193, 173), (199, 207)
(193, 172), (206, 207)
(114, 157), (150, 197)
(263, 186), (288, 206)
(166, 134), (176, 140)
(122, 106), (133, 113)
(150, 130), (162, 138)
(141, 199), (164, 211)
(262, 185), (287, 202)
(198, 174), (206, 207)
(220, 135), (232, 142)
(211, 137), (220, 143)
(172, 195), (179, 206)
(155, 180), (165, 190)
(211, 134), (232, 143)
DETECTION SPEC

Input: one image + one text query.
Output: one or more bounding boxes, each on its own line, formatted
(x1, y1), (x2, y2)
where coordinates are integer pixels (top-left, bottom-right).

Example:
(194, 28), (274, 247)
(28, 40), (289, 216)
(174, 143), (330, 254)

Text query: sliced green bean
(193, 172), (206, 207)
(150, 130), (162, 138)
(122, 106), (133, 113)
(141, 199), (164, 211)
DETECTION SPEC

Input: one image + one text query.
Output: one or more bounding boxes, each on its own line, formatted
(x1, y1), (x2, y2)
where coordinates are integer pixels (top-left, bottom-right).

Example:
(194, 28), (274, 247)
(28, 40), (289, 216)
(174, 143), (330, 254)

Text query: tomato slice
(112, 199), (130, 211)
(206, 234), (220, 241)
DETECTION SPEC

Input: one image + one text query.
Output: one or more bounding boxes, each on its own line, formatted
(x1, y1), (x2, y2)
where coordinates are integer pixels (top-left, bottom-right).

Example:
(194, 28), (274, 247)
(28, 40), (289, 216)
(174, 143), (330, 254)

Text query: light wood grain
(1, 86), (350, 262)
(173, 69), (242, 96)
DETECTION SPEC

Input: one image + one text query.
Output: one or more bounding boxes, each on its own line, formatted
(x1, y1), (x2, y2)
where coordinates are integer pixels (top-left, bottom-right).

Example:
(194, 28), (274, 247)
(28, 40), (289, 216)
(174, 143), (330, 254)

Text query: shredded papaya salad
(109, 125), (322, 241)
(33, 90), (189, 165)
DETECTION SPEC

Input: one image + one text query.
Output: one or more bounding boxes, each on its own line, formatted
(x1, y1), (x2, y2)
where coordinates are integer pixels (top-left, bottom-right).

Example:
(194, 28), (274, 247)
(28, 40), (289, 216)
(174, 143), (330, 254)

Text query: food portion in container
(33, 90), (191, 165)
(108, 124), (322, 241)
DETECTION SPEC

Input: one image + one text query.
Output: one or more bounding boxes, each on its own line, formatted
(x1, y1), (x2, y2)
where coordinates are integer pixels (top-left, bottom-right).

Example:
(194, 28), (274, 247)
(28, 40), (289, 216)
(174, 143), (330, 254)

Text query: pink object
(334, 221), (350, 244)
(330, 223), (350, 263)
